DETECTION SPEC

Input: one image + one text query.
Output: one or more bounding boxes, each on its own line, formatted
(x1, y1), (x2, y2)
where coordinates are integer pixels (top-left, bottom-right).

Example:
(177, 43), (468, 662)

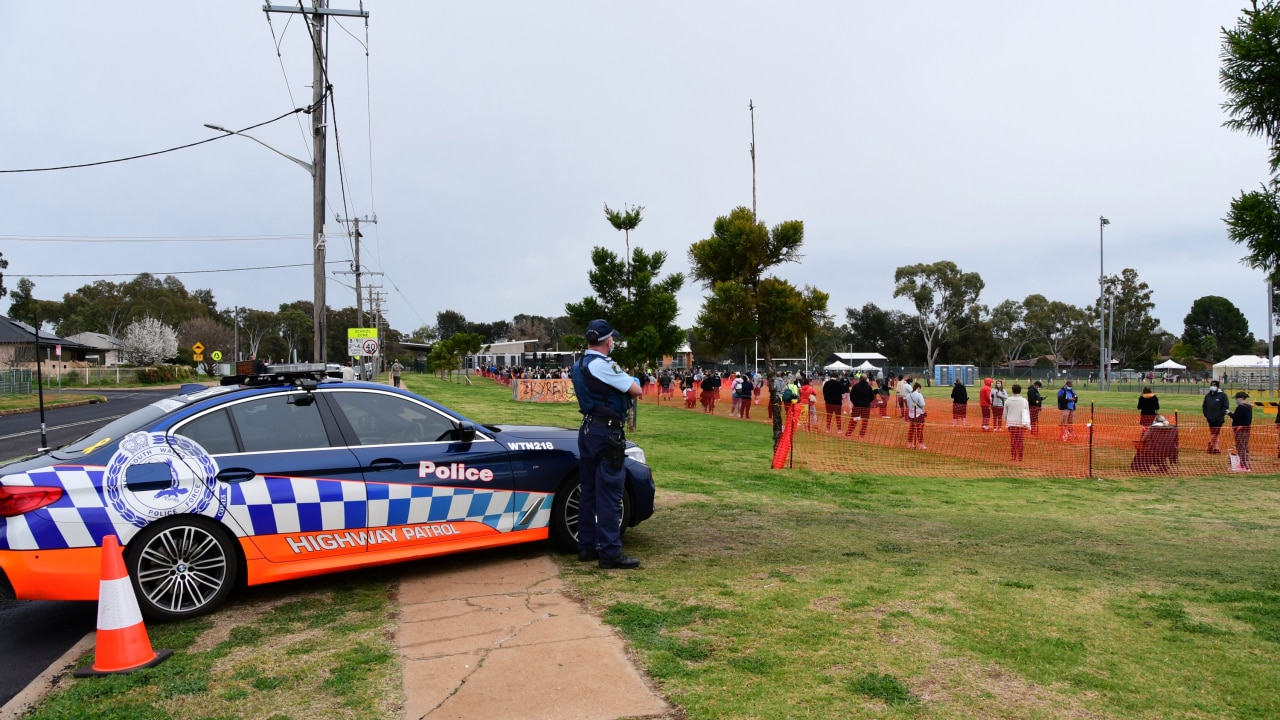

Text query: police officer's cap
(585, 319), (622, 344)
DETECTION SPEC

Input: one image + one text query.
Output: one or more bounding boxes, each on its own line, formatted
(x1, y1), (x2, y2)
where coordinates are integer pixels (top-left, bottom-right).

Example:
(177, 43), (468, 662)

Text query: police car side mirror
(457, 421), (477, 444)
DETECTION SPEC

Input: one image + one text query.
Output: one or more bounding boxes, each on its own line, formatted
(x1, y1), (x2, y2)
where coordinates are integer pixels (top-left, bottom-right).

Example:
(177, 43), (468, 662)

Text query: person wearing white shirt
(1005, 383), (1032, 461)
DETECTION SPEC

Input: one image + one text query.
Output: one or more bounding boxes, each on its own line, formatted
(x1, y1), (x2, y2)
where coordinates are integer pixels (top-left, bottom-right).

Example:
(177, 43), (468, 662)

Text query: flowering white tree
(122, 316), (178, 365)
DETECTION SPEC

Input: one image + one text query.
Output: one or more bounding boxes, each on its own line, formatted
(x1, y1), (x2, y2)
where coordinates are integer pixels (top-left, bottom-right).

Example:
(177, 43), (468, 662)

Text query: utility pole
(264, 2), (370, 363)
(334, 214), (379, 327)
(749, 99), (757, 218)
(367, 285), (388, 379)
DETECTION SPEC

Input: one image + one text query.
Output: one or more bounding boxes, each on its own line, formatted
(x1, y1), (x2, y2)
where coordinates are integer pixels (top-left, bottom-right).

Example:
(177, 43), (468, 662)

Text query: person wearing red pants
(1005, 384), (1031, 461)
(1228, 391), (1253, 471)
(905, 381), (927, 449)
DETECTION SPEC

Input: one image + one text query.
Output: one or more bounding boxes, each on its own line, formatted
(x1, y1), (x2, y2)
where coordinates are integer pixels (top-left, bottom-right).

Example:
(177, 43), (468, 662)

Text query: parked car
(0, 363), (655, 620)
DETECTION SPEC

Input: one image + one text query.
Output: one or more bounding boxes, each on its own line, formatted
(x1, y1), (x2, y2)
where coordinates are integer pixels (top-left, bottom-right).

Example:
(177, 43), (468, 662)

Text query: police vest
(571, 354), (630, 420)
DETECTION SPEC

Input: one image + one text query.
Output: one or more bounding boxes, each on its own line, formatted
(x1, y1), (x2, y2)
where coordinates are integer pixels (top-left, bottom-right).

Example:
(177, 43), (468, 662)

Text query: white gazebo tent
(824, 360), (854, 372)
(854, 360), (881, 372)
(1152, 359), (1186, 370)
(1211, 355), (1274, 385)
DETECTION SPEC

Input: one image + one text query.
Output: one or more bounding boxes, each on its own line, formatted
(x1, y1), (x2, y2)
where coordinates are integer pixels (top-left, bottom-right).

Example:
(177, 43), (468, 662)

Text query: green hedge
(135, 365), (194, 384)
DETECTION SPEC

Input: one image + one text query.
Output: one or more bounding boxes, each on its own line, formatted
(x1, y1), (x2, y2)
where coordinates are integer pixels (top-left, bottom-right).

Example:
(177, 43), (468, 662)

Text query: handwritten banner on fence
(513, 378), (576, 403)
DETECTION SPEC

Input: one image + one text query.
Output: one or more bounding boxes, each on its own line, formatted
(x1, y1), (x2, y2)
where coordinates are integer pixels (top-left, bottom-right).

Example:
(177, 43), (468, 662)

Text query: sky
(1, 1), (1275, 353)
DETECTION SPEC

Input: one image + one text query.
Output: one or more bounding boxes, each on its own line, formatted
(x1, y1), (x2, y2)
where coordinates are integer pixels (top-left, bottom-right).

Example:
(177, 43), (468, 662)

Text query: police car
(0, 363), (655, 621)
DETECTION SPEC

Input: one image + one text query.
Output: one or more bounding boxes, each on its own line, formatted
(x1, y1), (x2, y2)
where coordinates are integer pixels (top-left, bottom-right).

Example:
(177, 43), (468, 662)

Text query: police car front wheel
(549, 473), (633, 554)
(125, 516), (239, 622)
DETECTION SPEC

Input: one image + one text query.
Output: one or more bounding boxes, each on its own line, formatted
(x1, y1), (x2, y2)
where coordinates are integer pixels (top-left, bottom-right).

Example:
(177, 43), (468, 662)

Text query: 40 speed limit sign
(361, 338), (381, 356)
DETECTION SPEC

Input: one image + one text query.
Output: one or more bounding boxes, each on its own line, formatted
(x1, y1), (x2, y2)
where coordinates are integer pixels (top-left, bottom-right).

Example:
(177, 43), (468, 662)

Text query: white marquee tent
(1153, 359), (1186, 370)
(824, 360), (854, 371)
(1211, 355), (1278, 385)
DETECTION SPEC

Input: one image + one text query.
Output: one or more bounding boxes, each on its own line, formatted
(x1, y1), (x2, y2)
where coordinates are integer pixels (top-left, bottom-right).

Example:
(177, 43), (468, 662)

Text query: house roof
(0, 315), (82, 347)
(63, 332), (124, 350)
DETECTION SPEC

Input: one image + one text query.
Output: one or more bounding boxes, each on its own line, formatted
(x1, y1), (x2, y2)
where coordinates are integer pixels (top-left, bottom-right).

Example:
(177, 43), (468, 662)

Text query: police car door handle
(368, 458), (404, 472)
(215, 468), (257, 484)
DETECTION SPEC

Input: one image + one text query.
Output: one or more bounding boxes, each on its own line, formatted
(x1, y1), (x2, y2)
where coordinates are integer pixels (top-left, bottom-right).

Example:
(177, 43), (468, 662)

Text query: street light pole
(206, 122), (324, 362)
(1099, 216), (1110, 391)
(1268, 277), (1274, 398)
(201, 125), (313, 174)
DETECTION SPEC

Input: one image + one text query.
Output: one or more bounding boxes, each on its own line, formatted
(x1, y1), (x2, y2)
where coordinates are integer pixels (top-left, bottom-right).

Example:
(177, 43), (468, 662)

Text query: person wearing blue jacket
(1057, 380), (1078, 441)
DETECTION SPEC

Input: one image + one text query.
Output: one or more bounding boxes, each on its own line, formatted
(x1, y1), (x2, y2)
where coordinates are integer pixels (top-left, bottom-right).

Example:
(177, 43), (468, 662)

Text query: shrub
(136, 365), (193, 384)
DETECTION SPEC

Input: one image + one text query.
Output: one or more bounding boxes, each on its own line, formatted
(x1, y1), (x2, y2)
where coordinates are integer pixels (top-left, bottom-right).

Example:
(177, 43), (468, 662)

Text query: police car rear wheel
(550, 474), (633, 553)
(125, 517), (238, 622)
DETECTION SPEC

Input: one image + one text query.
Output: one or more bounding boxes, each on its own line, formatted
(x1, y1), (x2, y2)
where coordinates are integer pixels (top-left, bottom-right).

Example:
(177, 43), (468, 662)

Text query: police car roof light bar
(219, 362), (332, 387)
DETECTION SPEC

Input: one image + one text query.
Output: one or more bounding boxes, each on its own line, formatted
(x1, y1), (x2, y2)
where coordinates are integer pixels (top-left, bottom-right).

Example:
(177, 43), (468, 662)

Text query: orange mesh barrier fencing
(788, 405), (1278, 478)
(634, 388), (1276, 478)
(479, 370), (512, 386)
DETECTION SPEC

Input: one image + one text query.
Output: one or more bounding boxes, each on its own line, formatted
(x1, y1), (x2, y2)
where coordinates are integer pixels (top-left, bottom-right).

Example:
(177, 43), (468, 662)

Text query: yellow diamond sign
(192, 342), (205, 354)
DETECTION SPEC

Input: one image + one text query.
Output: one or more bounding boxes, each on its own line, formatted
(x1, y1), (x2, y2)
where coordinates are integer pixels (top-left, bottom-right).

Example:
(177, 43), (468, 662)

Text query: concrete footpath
(397, 551), (673, 720)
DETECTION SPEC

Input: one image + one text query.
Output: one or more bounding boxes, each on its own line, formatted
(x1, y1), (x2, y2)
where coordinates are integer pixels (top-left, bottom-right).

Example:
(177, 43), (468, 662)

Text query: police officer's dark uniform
(570, 319), (643, 569)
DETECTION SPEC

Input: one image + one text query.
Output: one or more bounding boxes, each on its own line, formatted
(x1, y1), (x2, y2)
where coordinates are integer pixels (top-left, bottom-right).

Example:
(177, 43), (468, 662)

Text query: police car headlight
(624, 445), (648, 466)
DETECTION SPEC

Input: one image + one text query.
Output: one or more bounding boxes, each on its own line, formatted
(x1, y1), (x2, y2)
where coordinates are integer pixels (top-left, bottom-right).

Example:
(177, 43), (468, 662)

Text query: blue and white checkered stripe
(0, 465), (227, 551)
(1, 467), (556, 552)
(367, 482), (552, 532)
(224, 476), (366, 536)
(224, 475), (554, 535)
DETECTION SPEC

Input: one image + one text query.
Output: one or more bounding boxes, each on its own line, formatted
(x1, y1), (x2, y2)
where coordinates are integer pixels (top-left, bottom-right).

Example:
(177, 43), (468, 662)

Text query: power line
(20, 261), (346, 278)
(0, 108), (306, 173)
(0, 234), (308, 243)
(263, 10), (317, 158)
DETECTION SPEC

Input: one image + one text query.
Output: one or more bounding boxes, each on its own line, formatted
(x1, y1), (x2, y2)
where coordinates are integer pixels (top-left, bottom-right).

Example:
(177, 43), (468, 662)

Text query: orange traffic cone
(74, 535), (172, 677)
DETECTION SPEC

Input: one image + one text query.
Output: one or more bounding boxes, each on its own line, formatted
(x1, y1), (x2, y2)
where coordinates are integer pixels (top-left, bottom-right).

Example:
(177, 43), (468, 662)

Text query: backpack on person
(782, 383), (798, 403)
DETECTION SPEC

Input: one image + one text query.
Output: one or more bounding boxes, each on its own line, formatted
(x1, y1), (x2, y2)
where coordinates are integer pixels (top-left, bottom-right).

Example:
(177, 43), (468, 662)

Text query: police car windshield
(53, 398), (192, 459)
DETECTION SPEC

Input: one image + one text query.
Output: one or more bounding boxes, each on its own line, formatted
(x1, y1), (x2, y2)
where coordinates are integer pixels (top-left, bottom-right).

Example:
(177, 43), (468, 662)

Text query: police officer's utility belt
(582, 414), (625, 429)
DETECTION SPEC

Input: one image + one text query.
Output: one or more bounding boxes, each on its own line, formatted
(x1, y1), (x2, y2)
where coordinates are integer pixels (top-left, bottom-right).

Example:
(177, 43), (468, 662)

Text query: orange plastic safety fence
(478, 370), (512, 386)
(635, 387), (1277, 478)
(791, 405), (1280, 478)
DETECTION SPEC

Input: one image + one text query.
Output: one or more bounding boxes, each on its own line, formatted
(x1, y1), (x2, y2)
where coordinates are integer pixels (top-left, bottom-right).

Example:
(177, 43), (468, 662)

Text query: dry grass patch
(27, 573), (402, 720)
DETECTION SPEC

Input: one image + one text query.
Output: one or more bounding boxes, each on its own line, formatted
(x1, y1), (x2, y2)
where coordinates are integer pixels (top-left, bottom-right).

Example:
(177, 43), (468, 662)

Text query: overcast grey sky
(1, 2), (1272, 349)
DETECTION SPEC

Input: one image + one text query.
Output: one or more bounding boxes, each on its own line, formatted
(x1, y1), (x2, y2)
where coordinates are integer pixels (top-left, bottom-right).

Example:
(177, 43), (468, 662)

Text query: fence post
(1088, 421), (1094, 478)
(1088, 401), (1095, 478)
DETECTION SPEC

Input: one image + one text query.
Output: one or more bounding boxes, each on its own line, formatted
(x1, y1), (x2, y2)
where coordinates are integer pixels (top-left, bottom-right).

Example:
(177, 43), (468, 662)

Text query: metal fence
(2, 366), (185, 394)
(0, 369), (34, 395)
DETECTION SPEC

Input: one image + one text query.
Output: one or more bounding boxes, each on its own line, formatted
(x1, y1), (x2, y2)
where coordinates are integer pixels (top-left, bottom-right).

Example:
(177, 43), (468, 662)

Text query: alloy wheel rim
(566, 486), (580, 541)
(135, 525), (227, 613)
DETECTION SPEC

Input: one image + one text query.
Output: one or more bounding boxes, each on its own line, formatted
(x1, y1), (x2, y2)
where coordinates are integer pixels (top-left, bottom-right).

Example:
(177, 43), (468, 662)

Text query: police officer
(571, 319), (643, 569)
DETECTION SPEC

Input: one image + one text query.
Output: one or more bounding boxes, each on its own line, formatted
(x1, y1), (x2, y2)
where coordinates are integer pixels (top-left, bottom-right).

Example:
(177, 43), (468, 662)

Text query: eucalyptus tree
(1023, 294), (1089, 368)
(892, 260), (984, 374)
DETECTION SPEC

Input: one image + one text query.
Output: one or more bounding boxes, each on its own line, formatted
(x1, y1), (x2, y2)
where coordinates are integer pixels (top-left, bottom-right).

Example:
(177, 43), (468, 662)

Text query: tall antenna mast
(749, 99), (757, 218)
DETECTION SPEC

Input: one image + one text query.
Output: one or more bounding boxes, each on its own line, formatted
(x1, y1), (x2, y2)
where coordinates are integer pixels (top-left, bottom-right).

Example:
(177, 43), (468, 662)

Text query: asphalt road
(0, 388), (175, 707)
(0, 389), (171, 463)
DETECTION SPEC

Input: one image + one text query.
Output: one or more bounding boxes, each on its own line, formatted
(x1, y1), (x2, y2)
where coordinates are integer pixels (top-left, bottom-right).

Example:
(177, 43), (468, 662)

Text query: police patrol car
(0, 363), (655, 621)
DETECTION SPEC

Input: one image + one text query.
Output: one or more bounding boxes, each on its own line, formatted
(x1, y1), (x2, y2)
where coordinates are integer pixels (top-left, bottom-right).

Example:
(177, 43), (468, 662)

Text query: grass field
(24, 373), (1280, 719)
(422, 374), (1280, 720)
